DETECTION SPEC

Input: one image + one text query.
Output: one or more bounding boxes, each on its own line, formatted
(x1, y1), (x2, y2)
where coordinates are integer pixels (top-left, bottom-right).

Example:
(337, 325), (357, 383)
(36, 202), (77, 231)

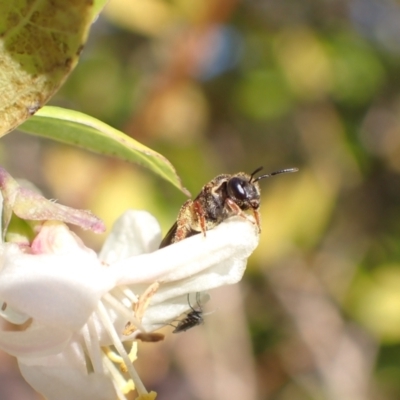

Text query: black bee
(159, 166), (298, 248)
(172, 293), (205, 333)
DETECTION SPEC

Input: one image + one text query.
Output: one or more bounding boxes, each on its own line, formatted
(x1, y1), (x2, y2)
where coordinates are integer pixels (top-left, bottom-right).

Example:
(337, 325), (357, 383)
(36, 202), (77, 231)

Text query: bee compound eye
(227, 177), (247, 200)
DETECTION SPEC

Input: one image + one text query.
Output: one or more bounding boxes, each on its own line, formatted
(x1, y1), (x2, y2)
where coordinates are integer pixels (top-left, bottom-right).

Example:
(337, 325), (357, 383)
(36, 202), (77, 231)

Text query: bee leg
(225, 198), (250, 219)
(174, 200), (195, 242)
(225, 198), (261, 232)
(252, 209), (262, 233)
(193, 199), (207, 237)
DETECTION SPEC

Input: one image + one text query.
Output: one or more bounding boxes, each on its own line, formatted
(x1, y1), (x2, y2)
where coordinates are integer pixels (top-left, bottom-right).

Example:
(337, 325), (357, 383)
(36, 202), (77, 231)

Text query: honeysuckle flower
(0, 167), (259, 400)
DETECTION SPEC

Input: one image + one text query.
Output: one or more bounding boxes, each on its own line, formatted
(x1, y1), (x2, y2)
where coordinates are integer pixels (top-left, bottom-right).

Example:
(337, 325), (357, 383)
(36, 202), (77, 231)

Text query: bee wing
(159, 221), (178, 248)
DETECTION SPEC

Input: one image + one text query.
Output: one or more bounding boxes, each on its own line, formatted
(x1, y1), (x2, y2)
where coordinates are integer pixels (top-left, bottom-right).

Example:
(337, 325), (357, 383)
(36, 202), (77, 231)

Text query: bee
(172, 293), (205, 333)
(159, 166), (298, 248)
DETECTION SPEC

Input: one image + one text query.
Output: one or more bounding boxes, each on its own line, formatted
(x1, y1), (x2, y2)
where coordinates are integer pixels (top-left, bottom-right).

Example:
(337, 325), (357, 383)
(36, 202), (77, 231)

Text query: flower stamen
(102, 293), (143, 329)
(97, 301), (148, 395)
(134, 282), (160, 322)
(120, 285), (139, 303)
(102, 355), (132, 399)
(82, 318), (104, 374)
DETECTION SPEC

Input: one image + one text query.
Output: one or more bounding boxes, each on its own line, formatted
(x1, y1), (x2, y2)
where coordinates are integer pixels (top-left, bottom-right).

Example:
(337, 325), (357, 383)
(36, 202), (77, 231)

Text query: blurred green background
(3, 0), (400, 399)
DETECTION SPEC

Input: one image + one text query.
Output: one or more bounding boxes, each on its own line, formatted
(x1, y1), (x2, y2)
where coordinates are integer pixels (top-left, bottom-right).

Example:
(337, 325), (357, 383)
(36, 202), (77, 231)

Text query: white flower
(0, 167), (259, 399)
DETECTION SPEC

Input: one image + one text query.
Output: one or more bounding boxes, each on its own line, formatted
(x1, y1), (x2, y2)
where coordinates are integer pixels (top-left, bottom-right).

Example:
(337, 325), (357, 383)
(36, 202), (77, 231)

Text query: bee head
(226, 166), (298, 210)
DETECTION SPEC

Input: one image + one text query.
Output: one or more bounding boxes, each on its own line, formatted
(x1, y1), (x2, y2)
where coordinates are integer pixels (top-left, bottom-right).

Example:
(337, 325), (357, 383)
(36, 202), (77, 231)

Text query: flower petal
(109, 217), (259, 331)
(0, 300), (30, 324)
(18, 336), (87, 370)
(112, 217), (259, 285)
(0, 244), (116, 330)
(19, 362), (117, 400)
(0, 320), (72, 358)
(0, 167), (105, 236)
(30, 221), (96, 256)
(100, 210), (162, 263)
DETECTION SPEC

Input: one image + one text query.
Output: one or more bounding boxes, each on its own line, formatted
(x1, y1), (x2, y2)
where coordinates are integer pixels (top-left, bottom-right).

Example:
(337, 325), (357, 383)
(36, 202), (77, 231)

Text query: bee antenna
(253, 167), (299, 183)
(249, 166), (264, 183)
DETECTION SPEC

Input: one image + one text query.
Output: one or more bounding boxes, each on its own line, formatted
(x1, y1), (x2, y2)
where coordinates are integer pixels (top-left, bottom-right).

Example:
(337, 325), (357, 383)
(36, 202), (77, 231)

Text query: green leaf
(0, 0), (105, 136)
(19, 106), (191, 196)
(91, 0), (110, 20)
